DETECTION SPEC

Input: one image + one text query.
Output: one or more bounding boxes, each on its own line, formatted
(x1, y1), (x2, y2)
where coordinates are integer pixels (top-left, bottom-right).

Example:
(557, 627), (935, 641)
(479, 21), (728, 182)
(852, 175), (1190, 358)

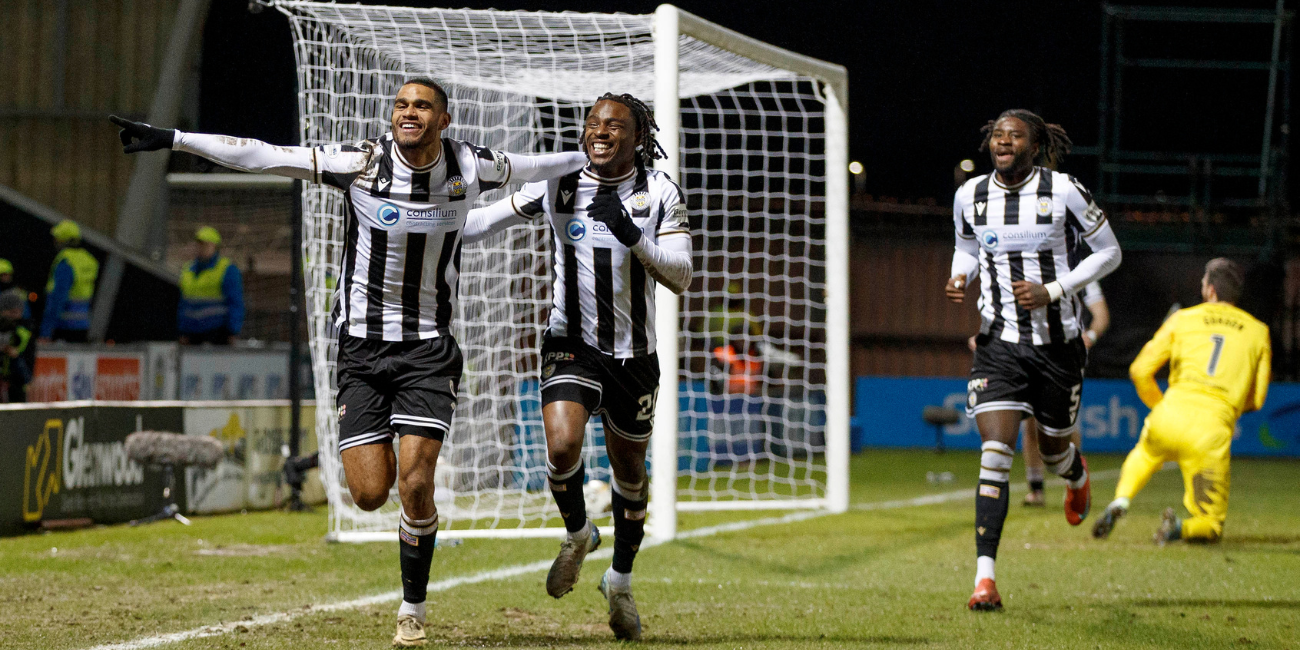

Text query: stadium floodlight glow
(849, 161), (864, 175)
(275, 1), (850, 542)
(960, 159), (976, 173)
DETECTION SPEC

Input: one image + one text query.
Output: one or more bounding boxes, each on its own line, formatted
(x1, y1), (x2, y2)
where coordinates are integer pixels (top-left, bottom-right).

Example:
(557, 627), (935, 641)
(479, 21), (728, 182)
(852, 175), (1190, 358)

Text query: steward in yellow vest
(40, 220), (98, 342)
(179, 226), (244, 345)
(1, 289), (34, 402)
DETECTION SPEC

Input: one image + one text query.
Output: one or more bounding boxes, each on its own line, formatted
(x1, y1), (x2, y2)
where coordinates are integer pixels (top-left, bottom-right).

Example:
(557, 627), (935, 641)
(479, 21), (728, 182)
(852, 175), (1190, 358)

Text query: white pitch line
(86, 468), (1128, 650)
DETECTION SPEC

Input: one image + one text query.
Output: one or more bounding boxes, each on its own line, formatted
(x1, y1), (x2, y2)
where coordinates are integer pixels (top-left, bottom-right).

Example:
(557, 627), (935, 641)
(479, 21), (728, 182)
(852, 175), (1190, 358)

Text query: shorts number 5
(1068, 384), (1082, 423)
(636, 386), (660, 421)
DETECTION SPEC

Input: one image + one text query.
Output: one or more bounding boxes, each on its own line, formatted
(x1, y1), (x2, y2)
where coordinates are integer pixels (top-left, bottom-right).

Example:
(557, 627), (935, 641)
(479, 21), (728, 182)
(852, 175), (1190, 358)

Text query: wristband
(1045, 281), (1064, 302)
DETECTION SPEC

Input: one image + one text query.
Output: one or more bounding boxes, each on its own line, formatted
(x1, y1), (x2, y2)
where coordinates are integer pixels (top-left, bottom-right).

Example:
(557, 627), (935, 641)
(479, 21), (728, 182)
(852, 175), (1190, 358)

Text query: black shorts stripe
(1036, 169), (1054, 224)
(564, 244), (581, 339)
(1038, 249), (1065, 344)
(1003, 190), (1020, 225)
(986, 250), (1004, 338)
(1006, 251), (1034, 343)
(433, 230), (459, 332)
(401, 233), (427, 335)
(594, 247), (616, 354)
(973, 177), (991, 226)
(629, 257), (648, 355)
(365, 228), (388, 337)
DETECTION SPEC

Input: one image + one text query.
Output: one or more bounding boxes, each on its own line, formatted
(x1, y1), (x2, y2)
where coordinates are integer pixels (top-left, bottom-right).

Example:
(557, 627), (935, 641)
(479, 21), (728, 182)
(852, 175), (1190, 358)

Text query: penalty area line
(86, 469), (1129, 650)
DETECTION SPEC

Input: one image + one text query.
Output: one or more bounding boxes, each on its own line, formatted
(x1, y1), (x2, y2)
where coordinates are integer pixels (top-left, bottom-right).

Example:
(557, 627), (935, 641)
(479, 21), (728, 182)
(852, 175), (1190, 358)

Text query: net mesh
(277, 2), (830, 536)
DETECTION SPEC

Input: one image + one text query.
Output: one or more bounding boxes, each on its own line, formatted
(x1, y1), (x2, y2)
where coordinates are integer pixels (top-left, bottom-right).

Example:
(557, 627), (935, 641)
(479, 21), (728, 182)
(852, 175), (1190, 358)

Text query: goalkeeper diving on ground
(1092, 258), (1271, 544)
(112, 77), (588, 648)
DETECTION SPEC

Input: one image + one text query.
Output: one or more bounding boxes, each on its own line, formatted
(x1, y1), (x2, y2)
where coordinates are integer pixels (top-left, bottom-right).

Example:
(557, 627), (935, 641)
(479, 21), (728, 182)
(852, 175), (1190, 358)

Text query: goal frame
(649, 5), (850, 540)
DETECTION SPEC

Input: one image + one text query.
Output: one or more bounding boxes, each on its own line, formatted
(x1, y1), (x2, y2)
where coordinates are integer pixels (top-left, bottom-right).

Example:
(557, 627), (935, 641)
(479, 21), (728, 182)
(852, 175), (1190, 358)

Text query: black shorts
(539, 336), (660, 442)
(966, 335), (1087, 436)
(336, 333), (462, 451)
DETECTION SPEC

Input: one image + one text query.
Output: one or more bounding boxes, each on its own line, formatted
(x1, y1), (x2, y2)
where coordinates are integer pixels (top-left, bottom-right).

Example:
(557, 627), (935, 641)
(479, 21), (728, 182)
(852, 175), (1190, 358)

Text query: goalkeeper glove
(110, 115), (175, 154)
(586, 193), (642, 247)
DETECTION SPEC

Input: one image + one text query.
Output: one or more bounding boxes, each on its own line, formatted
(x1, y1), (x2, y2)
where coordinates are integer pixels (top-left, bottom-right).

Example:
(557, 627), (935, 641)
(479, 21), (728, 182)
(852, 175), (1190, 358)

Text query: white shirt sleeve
(463, 182), (548, 244)
(951, 187), (980, 279)
(173, 132), (370, 185)
(474, 149), (588, 186)
(1053, 177), (1122, 296)
(631, 232), (693, 295)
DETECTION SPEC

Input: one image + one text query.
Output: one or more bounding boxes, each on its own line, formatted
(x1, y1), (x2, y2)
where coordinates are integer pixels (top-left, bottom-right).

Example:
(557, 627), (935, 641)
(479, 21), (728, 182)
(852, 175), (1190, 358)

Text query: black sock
(975, 480), (1010, 559)
(1061, 448), (1086, 484)
(399, 513), (438, 605)
(549, 462), (588, 533)
(1028, 479), (1044, 492)
(611, 490), (648, 573)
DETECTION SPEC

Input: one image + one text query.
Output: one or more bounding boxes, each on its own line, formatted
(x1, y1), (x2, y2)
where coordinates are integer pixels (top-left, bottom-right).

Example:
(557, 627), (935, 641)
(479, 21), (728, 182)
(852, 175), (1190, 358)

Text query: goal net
(276, 1), (850, 541)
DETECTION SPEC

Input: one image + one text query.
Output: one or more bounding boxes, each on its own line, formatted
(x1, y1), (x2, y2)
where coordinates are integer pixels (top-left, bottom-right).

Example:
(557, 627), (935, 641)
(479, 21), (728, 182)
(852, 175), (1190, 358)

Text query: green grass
(2, 450), (1298, 649)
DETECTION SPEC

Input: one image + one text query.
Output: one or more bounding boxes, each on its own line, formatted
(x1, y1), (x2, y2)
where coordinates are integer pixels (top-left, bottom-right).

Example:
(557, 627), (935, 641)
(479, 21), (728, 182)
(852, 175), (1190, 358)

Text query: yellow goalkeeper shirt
(1129, 301), (1271, 419)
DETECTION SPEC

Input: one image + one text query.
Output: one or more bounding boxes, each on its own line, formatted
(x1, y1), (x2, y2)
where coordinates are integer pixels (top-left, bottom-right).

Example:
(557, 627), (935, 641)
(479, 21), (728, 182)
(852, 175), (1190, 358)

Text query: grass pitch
(2, 450), (1297, 650)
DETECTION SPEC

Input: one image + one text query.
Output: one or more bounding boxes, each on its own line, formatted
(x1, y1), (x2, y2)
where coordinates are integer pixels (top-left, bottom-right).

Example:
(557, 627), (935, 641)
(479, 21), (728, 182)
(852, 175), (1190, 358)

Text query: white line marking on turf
(86, 468), (1129, 650)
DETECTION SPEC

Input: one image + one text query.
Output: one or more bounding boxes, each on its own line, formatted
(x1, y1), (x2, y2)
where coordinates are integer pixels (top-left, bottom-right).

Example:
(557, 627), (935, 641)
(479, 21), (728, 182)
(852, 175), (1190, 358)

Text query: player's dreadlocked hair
(979, 109), (1073, 170)
(588, 92), (666, 169)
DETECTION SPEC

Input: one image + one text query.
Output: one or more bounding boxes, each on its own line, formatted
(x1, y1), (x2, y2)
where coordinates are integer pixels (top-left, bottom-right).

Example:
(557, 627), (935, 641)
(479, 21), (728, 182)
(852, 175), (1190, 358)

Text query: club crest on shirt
(1036, 196), (1053, 217)
(630, 191), (651, 210)
(447, 175), (467, 197)
(377, 203), (400, 227)
(566, 218), (586, 242)
(981, 231), (999, 250)
(542, 364), (556, 380)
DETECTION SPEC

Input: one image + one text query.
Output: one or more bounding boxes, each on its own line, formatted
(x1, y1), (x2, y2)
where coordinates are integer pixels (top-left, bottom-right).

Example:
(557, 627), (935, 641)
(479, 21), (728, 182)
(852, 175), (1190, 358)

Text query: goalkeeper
(465, 93), (692, 641)
(1092, 258), (1270, 543)
(113, 78), (586, 648)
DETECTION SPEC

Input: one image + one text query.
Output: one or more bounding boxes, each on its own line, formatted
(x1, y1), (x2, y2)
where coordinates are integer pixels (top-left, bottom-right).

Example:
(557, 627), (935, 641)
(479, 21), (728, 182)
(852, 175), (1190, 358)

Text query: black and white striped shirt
(313, 135), (586, 341)
(953, 167), (1119, 346)
(502, 166), (690, 358)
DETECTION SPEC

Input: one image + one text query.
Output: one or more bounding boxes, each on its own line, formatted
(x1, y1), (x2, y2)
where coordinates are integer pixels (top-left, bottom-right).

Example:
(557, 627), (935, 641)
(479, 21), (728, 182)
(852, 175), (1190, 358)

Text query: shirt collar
(991, 166), (1039, 191)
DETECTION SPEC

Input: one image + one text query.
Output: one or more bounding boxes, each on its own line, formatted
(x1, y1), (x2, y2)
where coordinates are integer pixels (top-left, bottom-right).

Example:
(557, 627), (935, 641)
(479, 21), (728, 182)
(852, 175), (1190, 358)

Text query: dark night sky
(200, 0), (1294, 201)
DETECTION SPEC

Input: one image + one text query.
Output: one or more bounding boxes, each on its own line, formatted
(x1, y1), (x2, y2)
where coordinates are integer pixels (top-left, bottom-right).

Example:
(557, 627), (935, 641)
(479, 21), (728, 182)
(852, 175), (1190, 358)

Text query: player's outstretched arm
(463, 185), (544, 244)
(499, 151), (588, 184)
(1052, 179), (1122, 299)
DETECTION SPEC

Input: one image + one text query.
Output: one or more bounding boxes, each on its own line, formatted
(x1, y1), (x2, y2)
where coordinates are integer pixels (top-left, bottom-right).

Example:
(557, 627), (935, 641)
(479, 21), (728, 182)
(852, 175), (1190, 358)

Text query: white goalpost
(275, 1), (849, 542)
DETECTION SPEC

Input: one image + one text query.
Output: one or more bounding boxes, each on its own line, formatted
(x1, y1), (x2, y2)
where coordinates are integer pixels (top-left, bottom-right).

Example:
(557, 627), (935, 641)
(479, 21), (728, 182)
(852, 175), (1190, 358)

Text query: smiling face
(987, 116), (1039, 182)
(391, 83), (449, 152)
(583, 100), (638, 177)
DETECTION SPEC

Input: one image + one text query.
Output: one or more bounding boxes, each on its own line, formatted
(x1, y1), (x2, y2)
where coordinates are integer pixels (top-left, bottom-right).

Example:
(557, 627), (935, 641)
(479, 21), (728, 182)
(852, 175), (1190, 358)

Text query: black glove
(110, 115), (175, 154)
(586, 193), (642, 247)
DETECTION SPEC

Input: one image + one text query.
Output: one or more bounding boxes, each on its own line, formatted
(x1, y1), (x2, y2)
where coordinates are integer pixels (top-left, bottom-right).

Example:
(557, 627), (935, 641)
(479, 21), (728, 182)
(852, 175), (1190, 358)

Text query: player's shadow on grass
(1128, 598), (1300, 609)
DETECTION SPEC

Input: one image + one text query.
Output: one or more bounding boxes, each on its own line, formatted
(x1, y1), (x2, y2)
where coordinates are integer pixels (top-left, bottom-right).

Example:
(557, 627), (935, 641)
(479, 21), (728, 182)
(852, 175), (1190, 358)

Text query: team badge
(542, 364), (556, 380)
(630, 191), (651, 210)
(1037, 196), (1052, 217)
(338, 404), (347, 421)
(447, 175), (467, 197)
(968, 392), (978, 409)
(377, 203), (400, 227)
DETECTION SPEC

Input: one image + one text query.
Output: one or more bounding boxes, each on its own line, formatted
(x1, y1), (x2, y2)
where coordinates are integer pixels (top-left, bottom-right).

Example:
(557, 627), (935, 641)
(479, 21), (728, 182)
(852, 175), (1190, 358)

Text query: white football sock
(398, 600), (426, 621)
(606, 567), (632, 591)
(975, 556), (995, 586)
(1110, 497), (1130, 511)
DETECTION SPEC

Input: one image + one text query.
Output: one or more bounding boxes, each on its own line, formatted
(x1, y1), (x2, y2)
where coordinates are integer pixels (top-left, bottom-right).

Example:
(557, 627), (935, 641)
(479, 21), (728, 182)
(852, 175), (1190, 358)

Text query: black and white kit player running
(465, 93), (692, 640)
(113, 78), (586, 647)
(945, 109), (1122, 611)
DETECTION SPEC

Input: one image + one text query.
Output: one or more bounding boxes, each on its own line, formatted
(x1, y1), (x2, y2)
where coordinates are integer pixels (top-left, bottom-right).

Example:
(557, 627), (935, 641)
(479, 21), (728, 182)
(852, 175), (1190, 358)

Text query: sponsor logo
(968, 378), (989, 392)
(377, 203), (401, 227)
(404, 207), (459, 226)
(544, 351), (576, 363)
(1036, 196), (1053, 217)
(399, 528), (419, 546)
(338, 404), (347, 421)
(979, 484), (1001, 499)
(323, 144), (342, 159)
(1085, 202), (1105, 224)
(669, 203), (688, 223)
(493, 150), (507, 173)
(1002, 230), (1049, 242)
(566, 218), (586, 241)
(981, 231), (998, 249)
(447, 175), (467, 197)
(630, 191), (651, 210)
(541, 364), (556, 380)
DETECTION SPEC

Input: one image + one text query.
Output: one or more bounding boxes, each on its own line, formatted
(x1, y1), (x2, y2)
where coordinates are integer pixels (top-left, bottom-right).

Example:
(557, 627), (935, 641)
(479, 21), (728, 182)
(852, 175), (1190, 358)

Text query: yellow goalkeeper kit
(1117, 301), (1271, 541)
